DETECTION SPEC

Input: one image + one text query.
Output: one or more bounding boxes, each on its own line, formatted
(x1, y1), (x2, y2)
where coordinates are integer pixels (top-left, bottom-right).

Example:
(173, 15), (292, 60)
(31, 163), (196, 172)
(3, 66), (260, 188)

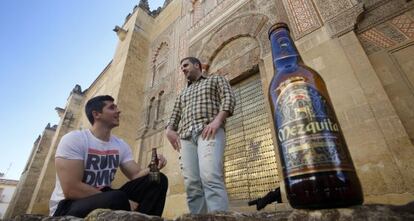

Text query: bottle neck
(269, 28), (302, 73)
(151, 149), (157, 159)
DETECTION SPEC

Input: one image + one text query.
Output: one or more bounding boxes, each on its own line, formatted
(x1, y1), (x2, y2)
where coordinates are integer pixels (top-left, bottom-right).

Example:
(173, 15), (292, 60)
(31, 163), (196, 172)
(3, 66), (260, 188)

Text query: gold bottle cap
(268, 22), (290, 39)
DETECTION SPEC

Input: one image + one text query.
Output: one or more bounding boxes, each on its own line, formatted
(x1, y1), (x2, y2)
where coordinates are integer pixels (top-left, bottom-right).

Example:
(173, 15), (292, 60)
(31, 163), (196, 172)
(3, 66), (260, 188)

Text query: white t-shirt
(49, 129), (133, 215)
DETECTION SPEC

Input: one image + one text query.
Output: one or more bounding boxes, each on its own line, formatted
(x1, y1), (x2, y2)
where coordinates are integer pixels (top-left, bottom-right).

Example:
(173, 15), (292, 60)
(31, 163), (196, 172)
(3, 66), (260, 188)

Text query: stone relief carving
(325, 2), (365, 38)
(391, 13), (414, 38)
(360, 28), (397, 48)
(357, 11), (414, 54)
(362, 0), (392, 9)
(188, 0), (241, 33)
(357, 0), (408, 32)
(282, 0), (322, 39)
(377, 21), (409, 42)
(313, 0), (354, 22)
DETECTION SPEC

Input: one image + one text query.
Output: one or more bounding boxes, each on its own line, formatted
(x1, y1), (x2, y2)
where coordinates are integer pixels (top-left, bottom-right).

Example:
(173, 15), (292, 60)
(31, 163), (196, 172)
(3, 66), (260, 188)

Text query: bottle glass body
(149, 148), (160, 183)
(268, 23), (363, 209)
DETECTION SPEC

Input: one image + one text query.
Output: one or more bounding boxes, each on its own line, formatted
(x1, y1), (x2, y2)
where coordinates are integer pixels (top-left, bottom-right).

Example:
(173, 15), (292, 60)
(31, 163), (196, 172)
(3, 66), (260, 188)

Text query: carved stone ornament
(313, 0), (354, 22)
(357, 0), (410, 32)
(113, 25), (128, 41)
(283, 0), (322, 39)
(138, 0), (150, 11)
(71, 84), (83, 95)
(325, 2), (365, 38)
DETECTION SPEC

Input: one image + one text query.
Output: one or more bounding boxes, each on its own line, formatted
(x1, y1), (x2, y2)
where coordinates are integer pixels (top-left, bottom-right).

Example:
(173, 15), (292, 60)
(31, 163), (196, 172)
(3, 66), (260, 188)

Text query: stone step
(4, 201), (414, 221)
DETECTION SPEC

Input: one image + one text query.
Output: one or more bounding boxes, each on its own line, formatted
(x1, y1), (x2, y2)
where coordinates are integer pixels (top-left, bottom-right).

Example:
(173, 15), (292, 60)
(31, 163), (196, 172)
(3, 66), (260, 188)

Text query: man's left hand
(202, 119), (221, 140)
(157, 154), (167, 169)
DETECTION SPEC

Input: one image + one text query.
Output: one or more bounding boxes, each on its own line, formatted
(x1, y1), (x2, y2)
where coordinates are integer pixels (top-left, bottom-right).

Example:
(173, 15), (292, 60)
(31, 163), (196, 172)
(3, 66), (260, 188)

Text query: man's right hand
(129, 200), (138, 211)
(166, 128), (181, 152)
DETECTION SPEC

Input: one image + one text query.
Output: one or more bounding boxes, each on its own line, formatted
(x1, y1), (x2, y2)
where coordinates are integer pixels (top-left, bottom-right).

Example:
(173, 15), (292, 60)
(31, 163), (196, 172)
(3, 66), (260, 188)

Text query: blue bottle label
(275, 80), (355, 177)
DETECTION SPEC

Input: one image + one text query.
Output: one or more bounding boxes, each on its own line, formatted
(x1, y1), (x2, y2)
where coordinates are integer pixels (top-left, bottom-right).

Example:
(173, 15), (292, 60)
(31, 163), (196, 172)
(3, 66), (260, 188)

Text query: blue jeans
(180, 128), (229, 214)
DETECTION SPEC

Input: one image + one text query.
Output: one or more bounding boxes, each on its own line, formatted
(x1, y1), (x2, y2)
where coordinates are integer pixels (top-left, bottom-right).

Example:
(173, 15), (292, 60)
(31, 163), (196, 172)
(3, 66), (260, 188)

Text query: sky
(0, 0), (165, 180)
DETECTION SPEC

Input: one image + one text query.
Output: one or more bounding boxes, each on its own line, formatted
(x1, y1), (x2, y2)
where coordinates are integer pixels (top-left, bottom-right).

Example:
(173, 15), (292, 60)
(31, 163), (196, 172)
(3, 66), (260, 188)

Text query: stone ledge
(3, 202), (414, 221)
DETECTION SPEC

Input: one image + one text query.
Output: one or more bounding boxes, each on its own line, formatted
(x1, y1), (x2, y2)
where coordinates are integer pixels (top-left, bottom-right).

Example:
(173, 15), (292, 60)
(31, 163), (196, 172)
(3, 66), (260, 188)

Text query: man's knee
(200, 170), (223, 184)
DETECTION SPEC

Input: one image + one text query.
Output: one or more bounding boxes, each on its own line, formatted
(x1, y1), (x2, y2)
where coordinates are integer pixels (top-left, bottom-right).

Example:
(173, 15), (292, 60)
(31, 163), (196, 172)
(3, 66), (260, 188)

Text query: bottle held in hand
(149, 148), (160, 184)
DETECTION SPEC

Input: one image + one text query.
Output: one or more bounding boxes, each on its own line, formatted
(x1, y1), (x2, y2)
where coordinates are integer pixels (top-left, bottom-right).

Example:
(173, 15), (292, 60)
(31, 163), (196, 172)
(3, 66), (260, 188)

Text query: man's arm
(165, 95), (182, 152)
(202, 76), (236, 140)
(217, 75), (236, 116)
(120, 161), (149, 180)
(166, 127), (181, 152)
(55, 157), (101, 199)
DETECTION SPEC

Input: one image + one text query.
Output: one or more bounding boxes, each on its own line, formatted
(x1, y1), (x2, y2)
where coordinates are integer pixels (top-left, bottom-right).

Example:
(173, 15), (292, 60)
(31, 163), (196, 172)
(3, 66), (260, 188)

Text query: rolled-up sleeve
(166, 94), (182, 131)
(217, 76), (236, 116)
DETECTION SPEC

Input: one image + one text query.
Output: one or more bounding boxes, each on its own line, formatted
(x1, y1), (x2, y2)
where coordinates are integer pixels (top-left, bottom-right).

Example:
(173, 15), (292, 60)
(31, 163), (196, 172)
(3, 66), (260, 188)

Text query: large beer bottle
(268, 23), (363, 209)
(149, 148), (160, 183)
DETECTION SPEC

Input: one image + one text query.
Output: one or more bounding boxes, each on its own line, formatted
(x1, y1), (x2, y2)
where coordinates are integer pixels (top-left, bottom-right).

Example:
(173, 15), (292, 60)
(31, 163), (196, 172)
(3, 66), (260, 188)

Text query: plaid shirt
(167, 75), (236, 139)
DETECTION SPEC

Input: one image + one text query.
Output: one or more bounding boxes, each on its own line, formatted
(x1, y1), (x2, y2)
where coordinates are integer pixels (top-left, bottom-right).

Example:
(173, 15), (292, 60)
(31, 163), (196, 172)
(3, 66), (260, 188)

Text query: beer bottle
(149, 148), (160, 183)
(267, 22), (363, 209)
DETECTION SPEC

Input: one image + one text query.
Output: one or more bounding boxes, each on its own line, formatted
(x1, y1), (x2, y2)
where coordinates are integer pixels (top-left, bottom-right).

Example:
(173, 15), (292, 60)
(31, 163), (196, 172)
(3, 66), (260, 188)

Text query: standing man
(165, 57), (236, 213)
(50, 95), (168, 218)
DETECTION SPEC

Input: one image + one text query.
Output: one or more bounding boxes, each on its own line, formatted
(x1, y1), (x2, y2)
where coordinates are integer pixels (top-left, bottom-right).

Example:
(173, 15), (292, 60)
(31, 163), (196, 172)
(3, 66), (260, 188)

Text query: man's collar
(187, 75), (207, 86)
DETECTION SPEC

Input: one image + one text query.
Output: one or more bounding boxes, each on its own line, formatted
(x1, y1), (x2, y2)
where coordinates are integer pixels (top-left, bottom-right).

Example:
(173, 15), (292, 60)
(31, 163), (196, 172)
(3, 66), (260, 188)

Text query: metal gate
(224, 73), (280, 201)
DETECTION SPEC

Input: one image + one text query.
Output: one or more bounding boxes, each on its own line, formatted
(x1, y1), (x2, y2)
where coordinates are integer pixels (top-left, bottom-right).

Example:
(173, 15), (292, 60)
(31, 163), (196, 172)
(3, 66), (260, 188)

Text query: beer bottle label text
(275, 81), (355, 177)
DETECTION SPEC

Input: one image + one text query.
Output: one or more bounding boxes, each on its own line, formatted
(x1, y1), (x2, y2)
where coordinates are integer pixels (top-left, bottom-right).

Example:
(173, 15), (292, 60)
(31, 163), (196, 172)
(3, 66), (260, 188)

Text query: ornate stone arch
(196, 13), (272, 67)
(208, 35), (260, 79)
(151, 41), (170, 87)
(193, 13), (272, 79)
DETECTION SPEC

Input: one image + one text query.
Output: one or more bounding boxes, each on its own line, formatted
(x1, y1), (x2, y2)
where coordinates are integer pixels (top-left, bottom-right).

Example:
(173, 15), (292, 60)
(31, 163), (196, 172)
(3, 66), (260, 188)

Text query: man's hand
(166, 128), (181, 152)
(157, 154), (167, 169)
(202, 111), (229, 140)
(202, 118), (221, 140)
(129, 200), (139, 211)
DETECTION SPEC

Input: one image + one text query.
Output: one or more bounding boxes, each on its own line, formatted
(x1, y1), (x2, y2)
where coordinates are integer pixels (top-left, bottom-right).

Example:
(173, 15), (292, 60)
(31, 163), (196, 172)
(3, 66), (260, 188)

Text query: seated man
(50, 95), (168, 218)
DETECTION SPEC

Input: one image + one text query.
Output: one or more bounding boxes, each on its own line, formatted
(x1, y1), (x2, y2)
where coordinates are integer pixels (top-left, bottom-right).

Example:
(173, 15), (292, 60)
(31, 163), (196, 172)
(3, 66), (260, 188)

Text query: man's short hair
(85, 95), (114, 125)
(180, 57), (202, 71)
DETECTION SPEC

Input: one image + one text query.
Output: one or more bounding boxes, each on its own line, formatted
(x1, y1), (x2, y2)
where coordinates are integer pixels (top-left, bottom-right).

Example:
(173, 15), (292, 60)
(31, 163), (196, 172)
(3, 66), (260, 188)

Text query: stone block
(6, 202), (414, 220)
(163, 194), (188, 219)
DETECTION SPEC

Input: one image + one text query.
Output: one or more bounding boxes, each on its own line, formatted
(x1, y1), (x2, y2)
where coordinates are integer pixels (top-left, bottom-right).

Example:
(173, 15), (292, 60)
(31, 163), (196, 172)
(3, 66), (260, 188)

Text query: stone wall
(26, 88), (85, 215)
(5, 124), (56, 218)
(357, 4), (414, 143)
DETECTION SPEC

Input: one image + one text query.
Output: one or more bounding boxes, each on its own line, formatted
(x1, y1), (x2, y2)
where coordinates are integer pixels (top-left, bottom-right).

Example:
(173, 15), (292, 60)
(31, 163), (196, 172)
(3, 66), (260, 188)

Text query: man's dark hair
(180, 57), (202, 71)
(85, 95), (114, 125)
